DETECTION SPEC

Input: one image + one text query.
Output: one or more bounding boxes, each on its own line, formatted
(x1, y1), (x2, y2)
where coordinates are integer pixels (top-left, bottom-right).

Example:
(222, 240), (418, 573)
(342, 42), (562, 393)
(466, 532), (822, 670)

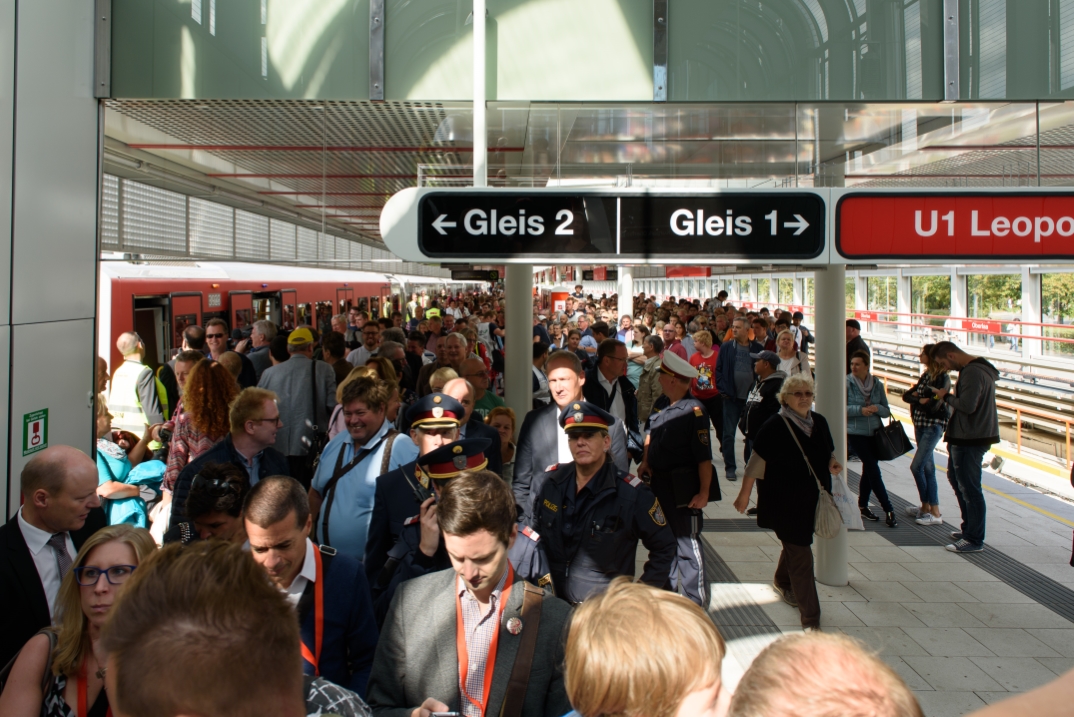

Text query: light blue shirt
(311, 419), (413, 561)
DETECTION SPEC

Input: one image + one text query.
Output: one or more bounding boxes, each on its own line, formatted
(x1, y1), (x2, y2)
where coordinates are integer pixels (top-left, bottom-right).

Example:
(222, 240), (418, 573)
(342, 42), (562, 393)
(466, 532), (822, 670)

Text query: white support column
(814, 264), (849, 586)
(854, 272), (868, 330)
(768, 276), (779, 307)
(575, 265), (583, 289)
(1022, 266), (1042, 357)
(951, 267), (967, 345)
(617, 266), (633, 322)
(504, 264), (533, 427)
(793, 276), (804, 306)
(896, 269), (911, 340)
(729, 279), (739, 303)
(472, 0), (486, 188)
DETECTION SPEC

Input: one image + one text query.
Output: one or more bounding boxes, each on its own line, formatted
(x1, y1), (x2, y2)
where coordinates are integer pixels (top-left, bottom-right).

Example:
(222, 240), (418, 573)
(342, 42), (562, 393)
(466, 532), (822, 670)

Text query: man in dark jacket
(715, 317), (764, 481)
(846, 319), (870, 375)
(739, 351), (787, 444)
(931, 342), (1000, 554)
(582, 339), (640, 458)
(170, 387), (290, 530)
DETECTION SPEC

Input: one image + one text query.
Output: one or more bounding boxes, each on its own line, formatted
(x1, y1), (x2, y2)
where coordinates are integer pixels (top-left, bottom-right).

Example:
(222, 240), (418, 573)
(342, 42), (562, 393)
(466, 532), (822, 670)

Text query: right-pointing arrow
(432, 214), (457, 235)
(783, 214), (809, 236)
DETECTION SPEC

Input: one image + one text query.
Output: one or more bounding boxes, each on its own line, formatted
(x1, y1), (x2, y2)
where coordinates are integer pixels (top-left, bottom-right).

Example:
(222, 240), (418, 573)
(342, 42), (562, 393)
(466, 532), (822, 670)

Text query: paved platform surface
(634, 431), (1074, 717)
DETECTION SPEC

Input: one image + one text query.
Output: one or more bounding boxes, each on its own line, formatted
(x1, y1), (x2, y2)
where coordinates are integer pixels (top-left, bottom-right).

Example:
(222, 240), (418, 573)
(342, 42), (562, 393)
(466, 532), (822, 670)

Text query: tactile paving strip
(702, 538), (785, 645)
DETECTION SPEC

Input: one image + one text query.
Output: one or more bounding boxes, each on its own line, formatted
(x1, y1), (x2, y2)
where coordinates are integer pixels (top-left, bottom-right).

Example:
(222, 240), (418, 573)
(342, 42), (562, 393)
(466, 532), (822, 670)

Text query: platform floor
(634, 430), (1074, 717)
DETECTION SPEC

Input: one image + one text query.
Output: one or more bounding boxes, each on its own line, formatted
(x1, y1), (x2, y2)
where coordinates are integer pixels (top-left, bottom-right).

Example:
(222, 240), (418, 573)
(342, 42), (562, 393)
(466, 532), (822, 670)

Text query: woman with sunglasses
(0, 524), (156, 717)
(732, 375), (842, 632)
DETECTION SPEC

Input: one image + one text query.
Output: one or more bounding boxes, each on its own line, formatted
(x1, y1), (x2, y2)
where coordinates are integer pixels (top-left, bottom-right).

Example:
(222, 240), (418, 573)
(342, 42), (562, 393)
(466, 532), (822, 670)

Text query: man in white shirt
(348, 322), (382, 367)
(0, 445), (104, 667)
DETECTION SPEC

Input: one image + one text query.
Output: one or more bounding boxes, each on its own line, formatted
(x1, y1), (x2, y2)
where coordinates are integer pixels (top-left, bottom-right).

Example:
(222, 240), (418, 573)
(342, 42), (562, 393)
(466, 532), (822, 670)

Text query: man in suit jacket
(582, 338), (639, 438)
(443, 377), (503, 477)
(258, 327), (337, 488)
(366, 471), (571, 717)
(0, 446), (107, 667)
(514, 351), (629, 525)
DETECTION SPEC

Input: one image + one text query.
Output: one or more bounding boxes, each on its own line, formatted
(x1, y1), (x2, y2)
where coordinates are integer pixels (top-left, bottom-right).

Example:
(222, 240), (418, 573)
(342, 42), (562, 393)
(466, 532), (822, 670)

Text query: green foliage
(845, 278), (855, 311)
(966, 274), (1021, 318)
(911, 275), (951, 324)
(756, 278), (771, 303)
(1043, 273), (1074, 323)
(778, 278), (795, 304)
(867, 277), (898, 312)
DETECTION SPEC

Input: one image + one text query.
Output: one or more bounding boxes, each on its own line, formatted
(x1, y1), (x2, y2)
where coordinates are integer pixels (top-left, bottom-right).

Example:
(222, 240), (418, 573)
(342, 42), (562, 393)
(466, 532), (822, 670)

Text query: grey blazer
(367, 568), (572, 717)
(257, 354), (336, 456)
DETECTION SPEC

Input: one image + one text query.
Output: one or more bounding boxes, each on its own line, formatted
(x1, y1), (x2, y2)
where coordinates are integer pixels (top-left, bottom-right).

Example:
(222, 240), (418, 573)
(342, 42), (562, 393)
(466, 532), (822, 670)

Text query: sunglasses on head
(192, 474), (243, 497)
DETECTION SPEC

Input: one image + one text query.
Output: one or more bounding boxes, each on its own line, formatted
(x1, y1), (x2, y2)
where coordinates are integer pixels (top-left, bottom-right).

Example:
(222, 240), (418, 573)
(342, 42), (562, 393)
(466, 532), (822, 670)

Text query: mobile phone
(430, 712), (461, 717)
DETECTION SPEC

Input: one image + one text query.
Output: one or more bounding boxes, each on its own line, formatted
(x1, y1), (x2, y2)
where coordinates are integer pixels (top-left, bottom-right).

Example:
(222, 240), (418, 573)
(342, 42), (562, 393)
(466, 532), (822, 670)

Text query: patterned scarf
(850, 372), (875, 405)
(780, 405), (814, 437)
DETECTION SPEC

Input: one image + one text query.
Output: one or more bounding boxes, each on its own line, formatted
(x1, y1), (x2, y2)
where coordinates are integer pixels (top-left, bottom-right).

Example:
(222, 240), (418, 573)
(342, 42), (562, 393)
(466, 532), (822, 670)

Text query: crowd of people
(0, 284), (1045, 717)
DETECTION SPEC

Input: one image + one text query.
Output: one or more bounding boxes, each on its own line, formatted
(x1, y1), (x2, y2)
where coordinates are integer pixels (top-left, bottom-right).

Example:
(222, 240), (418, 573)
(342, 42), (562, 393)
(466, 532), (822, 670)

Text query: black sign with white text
(417, 191), (825, 261)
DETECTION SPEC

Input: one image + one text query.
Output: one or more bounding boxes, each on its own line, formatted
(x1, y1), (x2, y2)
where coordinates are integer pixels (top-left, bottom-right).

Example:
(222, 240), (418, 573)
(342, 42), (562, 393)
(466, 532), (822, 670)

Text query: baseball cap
(287, 327), (314, 346)
(749, 350), (781, 366)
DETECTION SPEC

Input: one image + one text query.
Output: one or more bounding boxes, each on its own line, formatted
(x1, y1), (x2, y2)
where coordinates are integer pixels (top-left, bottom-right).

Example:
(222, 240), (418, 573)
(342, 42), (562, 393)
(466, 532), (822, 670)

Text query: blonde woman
(0, 525), (156, 717)
(428, 366), (458, 394)
(775, 329), (811, 377)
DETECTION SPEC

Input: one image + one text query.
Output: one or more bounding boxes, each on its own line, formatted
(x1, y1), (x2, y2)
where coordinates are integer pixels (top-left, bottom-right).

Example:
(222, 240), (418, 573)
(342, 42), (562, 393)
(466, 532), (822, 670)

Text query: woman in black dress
(732, 374), (843, 631)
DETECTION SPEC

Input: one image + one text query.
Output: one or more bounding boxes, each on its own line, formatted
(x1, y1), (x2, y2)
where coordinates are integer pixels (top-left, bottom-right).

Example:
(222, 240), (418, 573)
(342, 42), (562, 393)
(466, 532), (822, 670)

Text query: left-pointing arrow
(783, 214), (809, 236)
(432, 214), (457, 235)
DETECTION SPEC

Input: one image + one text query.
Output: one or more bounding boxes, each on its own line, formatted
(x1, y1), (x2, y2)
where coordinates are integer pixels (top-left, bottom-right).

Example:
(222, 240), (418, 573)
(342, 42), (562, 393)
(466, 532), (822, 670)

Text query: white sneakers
(915, 513), (943, 526)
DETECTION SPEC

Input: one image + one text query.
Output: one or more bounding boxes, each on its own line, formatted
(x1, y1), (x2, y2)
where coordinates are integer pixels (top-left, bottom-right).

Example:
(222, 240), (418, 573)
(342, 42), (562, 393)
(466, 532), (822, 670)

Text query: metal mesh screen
(235, 210), (270, 259)
(189, 197), (234, 258)
(296, 226), (318, 262)
(270, 219), (297, 260)
(100, 174), (120, 250)
(122, 180), (187, 255)
(318, 232), (334, 262)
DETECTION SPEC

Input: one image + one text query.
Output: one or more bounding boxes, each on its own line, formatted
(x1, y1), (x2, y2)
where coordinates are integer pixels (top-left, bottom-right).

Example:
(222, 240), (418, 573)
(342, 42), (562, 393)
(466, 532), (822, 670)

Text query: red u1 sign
(837, 192), (1074, 259)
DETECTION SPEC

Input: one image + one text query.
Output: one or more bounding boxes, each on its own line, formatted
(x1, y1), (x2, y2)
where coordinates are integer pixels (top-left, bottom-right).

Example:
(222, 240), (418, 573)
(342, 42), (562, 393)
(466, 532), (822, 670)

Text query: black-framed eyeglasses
(74, 565), (137, 586)
(192, 474), (245, 497)
(251, 416), (283, 426)
(206, 333), (227, 339)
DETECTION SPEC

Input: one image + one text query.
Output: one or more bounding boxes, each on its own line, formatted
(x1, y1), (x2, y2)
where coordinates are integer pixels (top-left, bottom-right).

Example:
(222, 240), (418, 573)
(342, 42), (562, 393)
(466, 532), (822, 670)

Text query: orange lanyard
(77, 659), (112, 717)
(455, 564), (514, 717)
(299, 545), (324, 674)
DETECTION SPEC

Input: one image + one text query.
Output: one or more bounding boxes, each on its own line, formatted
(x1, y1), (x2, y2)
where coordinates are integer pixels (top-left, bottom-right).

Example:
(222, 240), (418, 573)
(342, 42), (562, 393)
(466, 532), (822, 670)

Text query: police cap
(558, 401), (614, 432)
(660, 350), (694, 381)
(406, 393), (465, 429)
(418, 438), (491, 479)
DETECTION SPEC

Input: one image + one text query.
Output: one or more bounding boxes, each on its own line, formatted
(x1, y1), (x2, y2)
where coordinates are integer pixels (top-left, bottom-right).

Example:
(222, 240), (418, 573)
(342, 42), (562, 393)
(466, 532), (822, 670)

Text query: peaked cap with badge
(659, 350), (695, 380)
(406, 392), (465, 429)
(417, 437), (491, 480)
(558, 401), (616, 433)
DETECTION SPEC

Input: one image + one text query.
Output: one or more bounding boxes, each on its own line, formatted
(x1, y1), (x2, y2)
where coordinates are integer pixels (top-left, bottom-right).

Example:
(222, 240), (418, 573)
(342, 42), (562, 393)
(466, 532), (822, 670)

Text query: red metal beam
(258, 191), (390, 196)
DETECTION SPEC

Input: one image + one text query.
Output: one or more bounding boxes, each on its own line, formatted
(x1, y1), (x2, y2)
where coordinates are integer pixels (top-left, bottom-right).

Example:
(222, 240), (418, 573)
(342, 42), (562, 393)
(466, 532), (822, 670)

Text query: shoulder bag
(874, 418), (913, 461)
(780, 415), (842, 539)
(305, 360), (331, 476)
(0, 628), (57, 696)
(498, 582), (544, 717)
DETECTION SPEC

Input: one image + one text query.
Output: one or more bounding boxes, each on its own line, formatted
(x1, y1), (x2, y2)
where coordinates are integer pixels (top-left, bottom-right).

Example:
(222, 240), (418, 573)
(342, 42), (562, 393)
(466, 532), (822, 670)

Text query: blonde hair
(335, 365), (368, 403)
(429, 366), (459, 390)
(728, 632), (923, 717)
(52, 525), (157, 677)
(565, 578), (725, 717)
(777, 374), (815, 406)
(775, 329), (795, 348)
(485, 405), (517, 437)
(692, 330), (713, 348)
(228, 387), (277, 434)
(96, 393), (109, 418)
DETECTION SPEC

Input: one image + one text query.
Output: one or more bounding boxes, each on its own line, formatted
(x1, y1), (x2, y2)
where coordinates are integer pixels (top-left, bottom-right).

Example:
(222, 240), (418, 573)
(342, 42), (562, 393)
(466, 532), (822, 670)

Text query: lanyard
(299, 545), (325, 674)
(78, 659), (112, 717)
(455, 564), (514, 717)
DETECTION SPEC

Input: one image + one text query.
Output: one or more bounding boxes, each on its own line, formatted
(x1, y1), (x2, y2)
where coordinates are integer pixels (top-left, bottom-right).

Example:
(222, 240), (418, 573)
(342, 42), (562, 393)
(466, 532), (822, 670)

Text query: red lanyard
(455, 564), (514, 717)
(77, 659), (112, 717)
(299, 545), (324, 674)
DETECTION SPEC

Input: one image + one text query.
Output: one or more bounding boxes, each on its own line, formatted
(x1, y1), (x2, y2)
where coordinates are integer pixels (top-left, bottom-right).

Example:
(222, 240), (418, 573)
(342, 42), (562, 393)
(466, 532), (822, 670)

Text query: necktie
(47, 533), (72, 577)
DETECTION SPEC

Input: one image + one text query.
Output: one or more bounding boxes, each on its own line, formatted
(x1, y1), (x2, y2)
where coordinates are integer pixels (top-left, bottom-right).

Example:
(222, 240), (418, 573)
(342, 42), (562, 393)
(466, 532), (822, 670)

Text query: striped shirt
(458, 569), (510, 717)
(163, 404), (224, 493)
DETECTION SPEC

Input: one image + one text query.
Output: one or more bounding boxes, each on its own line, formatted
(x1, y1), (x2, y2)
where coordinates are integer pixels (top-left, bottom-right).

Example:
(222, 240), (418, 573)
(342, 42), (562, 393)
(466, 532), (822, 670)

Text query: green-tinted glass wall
(110, 0), (1074, 101)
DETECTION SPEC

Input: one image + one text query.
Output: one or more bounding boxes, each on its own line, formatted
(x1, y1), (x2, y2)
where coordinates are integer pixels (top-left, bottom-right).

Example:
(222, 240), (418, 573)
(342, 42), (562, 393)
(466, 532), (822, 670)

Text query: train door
(132, 296), (170, 370)
(253, 291), (279, 326)
(169, 292), (203, 361)
(281, 289), (297, 331)
(337, 287), (354, 314)
(229, 291), (254, 340)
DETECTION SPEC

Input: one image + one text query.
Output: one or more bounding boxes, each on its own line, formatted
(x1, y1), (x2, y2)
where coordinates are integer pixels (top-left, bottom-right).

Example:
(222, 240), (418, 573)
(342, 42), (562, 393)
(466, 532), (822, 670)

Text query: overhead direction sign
(380, 187), (828, 265)
(450, 269), (500, 281)
(837, 191), (1074, 260)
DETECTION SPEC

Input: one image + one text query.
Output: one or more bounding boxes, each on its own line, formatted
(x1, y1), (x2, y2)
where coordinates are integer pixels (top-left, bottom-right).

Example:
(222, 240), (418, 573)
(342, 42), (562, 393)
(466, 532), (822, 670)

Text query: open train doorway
(132, 296), (170, 370)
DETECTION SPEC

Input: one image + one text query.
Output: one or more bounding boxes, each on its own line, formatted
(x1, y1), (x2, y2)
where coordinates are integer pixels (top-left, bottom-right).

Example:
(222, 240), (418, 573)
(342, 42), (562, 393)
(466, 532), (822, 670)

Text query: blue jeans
(948, 444), (988, 546)
(848, 433), (893, 513)
(910, 424), (944, 505)
(722, 397), (751, 474)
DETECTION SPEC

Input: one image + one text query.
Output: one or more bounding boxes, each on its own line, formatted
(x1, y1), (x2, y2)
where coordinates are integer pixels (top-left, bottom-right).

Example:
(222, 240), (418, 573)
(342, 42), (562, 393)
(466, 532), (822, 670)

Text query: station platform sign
(380, 187), (828, 265)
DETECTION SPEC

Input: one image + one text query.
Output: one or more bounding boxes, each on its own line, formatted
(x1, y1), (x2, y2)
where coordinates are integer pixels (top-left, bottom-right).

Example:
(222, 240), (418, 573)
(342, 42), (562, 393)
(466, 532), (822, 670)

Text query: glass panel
(845, 278), (855, 312)
(1042, 272), (1074, 357)
(910, 275), (951, 338)
(966, 273), (1021, 353)
(756, 278), (771, 304)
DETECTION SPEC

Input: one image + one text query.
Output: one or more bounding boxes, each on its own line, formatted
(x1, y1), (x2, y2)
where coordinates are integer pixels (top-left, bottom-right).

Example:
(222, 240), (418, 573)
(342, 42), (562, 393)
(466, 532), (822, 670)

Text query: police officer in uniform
(638, 351), (715, 607)
(370, 438), (552, 625)
(536, 402), (676, 605)
(363, 393), (465, 586)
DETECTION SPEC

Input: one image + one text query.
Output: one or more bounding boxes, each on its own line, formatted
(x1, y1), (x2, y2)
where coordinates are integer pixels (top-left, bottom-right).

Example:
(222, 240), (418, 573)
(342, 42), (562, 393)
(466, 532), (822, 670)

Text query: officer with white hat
(637, 350), (716, 607)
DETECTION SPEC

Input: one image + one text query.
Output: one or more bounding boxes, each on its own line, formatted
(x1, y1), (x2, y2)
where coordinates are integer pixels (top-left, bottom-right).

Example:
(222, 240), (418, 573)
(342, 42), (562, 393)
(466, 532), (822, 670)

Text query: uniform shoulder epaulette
(521, 525), (540, 541)
(403, 514), (420, 526)
(693, 405), (704, 416)
(544, 463), (559, 472)
(623, 474), (643, 488)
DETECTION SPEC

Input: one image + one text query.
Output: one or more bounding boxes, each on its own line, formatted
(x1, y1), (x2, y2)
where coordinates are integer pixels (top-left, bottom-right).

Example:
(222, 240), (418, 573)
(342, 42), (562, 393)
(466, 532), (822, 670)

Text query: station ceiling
(103, 99), (1074, 248)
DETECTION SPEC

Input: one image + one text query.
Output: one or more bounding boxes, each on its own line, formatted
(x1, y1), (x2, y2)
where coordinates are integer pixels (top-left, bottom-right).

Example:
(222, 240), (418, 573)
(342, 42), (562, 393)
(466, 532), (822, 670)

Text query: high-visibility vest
(109, 359), (151, 438)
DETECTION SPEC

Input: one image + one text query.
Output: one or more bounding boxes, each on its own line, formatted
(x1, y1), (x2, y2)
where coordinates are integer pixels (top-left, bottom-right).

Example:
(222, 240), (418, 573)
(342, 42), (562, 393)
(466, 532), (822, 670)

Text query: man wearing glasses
(582, 339), (638, 451)
(108, 331), (166, 440)
(206, 318), (258, 388)
(460, 357), (503, 420)
(347, 322), (382, 367)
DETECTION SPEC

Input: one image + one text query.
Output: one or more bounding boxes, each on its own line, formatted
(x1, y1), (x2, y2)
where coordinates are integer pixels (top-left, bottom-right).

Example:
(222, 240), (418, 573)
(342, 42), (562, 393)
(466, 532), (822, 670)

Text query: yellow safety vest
(109, 359), (150, 438)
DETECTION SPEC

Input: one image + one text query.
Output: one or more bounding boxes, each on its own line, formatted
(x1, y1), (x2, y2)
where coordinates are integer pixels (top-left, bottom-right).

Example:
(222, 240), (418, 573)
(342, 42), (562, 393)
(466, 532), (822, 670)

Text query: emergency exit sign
(22, 408), (48, 456)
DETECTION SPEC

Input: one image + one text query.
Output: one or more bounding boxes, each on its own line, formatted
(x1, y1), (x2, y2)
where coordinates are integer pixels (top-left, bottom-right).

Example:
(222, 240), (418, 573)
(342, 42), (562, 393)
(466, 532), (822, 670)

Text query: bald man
(0, 446), (106, 667)
(459, 356), (504, 419)
(442, 377), (504, 477)
(109, 331), (165, 438)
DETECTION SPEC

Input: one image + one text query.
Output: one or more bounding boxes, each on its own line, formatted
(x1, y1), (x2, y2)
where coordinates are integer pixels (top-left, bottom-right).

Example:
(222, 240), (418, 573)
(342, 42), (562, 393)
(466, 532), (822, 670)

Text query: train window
(173, 314), (196, 352)
(316, 301), (332, 334)
(253, 297), (274, 323)
(233, 308), (253, 340)
(297, 303), (311, 327)
(282, 304), (296, 331)
(370, 296), (380, 317)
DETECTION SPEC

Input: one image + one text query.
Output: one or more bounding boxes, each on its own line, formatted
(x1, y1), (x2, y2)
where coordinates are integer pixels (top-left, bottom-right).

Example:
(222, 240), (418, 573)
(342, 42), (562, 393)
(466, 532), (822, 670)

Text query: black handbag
(874, 418), (913, 461)
(668, 463), (722, 507)
(305, 360), (331, 476)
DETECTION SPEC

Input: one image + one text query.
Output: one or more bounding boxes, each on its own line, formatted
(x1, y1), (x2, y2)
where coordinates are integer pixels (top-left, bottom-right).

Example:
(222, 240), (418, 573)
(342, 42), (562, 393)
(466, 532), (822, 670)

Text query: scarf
(780, 405), (814, 437)
(850, 372), (875, 406)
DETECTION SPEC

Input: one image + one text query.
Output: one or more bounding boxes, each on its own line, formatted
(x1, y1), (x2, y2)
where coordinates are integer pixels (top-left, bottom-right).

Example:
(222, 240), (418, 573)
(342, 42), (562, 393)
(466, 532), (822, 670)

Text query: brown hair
(437, 470), (516, 546)
(545, 348), (583, 375)
(485, 406), (517, 437)
(920, 343), (947, 380)
(728, 632), (923, 717)
(52, 526), (157, 677)
(565, 578), (725, 717)
(101, 541), (303, 717)
(185, 360), (240, 439)
(850, 349), (871, 368)
(243, 475), (310, 529)
(228, 387), (277, 435)
(363, 355), (398, 383)
(340, 375), (390, 412)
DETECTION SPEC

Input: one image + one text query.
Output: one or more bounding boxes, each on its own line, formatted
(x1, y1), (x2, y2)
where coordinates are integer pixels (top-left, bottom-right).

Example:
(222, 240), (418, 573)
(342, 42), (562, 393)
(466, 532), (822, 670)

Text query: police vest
(109, 359), (151, 438)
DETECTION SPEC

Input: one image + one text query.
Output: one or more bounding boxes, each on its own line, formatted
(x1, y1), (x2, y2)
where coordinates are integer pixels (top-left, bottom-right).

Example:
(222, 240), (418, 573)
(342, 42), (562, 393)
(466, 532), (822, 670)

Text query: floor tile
(816, 601), (869, 628)
(703, 532), (778, 547)
(840, 626), (930, 657)
(851, 562), (923, 582)
(973, 691), (1017, 706)
(958, 603), (1074, 629)
(851, 581), (923, 603)
(953, 582), (1037, 604)
(881, 655), (933, 690)
(709, 545), (773, 562)
(845, 601), (928, 628)
(902, 581), (980, 603)
(898, 546), (967, 563)
(854, 546), (921, 563)
(846, 531), (898, 547)
(902, 656), (1005, 691)
(961, 628), (1063, 658)
(1022, 563), (1074, 583)
(995, 546), (1074, 564)
(723, 562), (778, 582)
(912, 691), (988, 717)
(903, 603), (987, 628)
(902, 627), (994, 657)
(815, 583), (866, 602)
(968, 657), (1060, 692)
(1024, 629), (1074, 658)
(759, 600), (807, 627)
(1035, 656), (1074, 675)
(903, 562), (999, 582)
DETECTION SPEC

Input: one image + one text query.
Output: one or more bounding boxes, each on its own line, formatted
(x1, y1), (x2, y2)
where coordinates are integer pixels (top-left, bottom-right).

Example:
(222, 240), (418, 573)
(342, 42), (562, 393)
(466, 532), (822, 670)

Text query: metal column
(617, 266), (633, 322)
(472, 0), (486, 189)
(504, 264), (533, 426)
(1022, 266), (1042, 357)
(814, 264), (849, 586)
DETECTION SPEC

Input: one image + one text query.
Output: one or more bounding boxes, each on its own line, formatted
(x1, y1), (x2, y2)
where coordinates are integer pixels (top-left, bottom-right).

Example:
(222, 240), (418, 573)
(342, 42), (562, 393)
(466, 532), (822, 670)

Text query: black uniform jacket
(536, 460), (676, 604)
(364, 460), (427, 586)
